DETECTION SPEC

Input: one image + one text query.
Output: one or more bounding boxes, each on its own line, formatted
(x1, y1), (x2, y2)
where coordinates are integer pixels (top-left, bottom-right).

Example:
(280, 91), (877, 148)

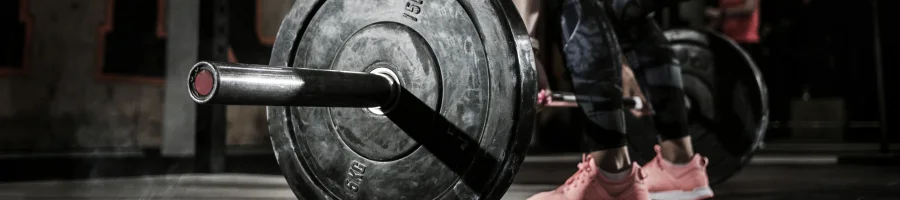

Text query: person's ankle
(661, 152), (693, 164)
(590, 147), (632, 172)
(659, 137), (695, 164)
(599, 166), (633, 181)
(659, 155), (692, 167)
(597, 163), (630, 173)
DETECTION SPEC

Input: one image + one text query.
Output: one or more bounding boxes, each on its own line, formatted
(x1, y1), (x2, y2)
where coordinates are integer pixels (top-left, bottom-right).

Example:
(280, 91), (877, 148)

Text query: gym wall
(0, 0), (288, 152)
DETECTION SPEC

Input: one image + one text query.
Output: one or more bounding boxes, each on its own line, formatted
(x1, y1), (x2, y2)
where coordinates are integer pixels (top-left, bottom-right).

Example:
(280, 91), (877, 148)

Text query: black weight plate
(265, 0), (536, 199)
(703, 28), (768, 159)
(627, 28), (768, 185)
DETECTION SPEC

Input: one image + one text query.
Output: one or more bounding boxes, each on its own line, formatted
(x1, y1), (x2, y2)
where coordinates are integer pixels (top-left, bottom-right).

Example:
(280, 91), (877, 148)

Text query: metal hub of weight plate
(264, 0), (536, 199)
(626, 28), (769, 185)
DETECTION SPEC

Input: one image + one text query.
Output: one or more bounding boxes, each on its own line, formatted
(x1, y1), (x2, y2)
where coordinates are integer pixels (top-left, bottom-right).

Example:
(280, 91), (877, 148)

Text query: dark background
(662, 0), (898, 143)
(0, 0), (896, 183)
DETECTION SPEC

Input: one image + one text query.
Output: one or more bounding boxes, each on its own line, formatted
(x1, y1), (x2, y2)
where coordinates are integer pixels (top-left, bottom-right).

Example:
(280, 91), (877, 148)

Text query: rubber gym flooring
(0, 153), (897, 200)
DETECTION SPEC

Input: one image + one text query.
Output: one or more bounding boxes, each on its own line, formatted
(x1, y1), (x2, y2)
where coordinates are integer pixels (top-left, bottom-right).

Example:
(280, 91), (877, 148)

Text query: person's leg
(603, 0), (698, 163)
(619, 17), (695, 163)
(528, 1), (650, 199)
(617, 15), (714, 200)
(558, 0), (630, 173)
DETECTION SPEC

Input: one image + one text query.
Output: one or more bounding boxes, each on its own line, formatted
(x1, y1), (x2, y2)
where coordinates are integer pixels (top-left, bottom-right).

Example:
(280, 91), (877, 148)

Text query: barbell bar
(188, 61), (640, 110)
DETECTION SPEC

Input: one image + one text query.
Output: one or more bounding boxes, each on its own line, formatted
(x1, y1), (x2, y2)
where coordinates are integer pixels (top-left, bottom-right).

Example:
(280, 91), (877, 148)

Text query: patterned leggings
(559, 0), (690, 150)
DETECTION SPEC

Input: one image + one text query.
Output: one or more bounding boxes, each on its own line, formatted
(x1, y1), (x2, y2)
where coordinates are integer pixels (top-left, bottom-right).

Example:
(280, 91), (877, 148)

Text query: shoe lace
(637, 167), (648, 180)
(652, 145), (666, 172)
(577, 154), (592, 172)
(564, 154), (594, 188)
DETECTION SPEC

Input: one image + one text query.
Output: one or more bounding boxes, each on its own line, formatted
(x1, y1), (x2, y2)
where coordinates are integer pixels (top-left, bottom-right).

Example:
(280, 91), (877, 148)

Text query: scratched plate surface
(265, 0), (537, 199)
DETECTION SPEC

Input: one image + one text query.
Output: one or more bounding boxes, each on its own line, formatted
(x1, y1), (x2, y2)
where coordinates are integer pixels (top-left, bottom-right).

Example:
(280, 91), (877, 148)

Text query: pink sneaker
(641, 145), (714, 200)
(527, 154), (650, 200)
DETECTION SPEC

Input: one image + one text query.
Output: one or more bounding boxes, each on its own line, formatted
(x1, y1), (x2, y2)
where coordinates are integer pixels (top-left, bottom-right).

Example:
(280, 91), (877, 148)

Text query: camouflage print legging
(514, 0), (690, 150)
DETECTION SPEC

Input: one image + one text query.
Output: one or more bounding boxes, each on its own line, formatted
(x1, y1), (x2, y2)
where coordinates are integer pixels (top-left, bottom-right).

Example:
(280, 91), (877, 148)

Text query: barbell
(186, 0), (767, 199)
(187, 63), (642, 109)
(194, 1), (535, 199)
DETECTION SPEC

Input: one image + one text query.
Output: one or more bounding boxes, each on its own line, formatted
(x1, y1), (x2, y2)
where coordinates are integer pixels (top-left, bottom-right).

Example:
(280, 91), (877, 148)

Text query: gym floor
(1, 153), (898, 200)
(508, 154), (900, 200)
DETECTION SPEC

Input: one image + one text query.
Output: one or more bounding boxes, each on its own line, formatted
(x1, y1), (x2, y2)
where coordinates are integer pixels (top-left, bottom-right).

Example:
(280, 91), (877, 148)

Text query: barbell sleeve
(187, 61), (397, 107)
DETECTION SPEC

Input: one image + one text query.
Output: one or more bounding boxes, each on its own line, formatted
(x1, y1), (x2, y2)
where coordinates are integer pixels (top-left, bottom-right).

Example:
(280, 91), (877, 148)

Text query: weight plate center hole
(368, 67), (401, 115)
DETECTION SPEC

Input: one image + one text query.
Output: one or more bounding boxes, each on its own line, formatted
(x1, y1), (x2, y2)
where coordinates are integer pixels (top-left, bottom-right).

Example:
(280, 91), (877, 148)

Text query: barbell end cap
(187, 61), (219, 104)
(194, 70), (214, 96)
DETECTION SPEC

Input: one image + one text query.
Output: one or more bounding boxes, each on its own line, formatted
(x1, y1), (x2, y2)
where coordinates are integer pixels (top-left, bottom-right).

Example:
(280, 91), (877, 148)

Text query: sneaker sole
(649, 186), (714, 200)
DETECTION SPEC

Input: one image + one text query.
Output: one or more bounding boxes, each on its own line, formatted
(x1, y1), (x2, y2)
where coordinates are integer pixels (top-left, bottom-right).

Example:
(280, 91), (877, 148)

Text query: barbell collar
(187, 61), (398, 108)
